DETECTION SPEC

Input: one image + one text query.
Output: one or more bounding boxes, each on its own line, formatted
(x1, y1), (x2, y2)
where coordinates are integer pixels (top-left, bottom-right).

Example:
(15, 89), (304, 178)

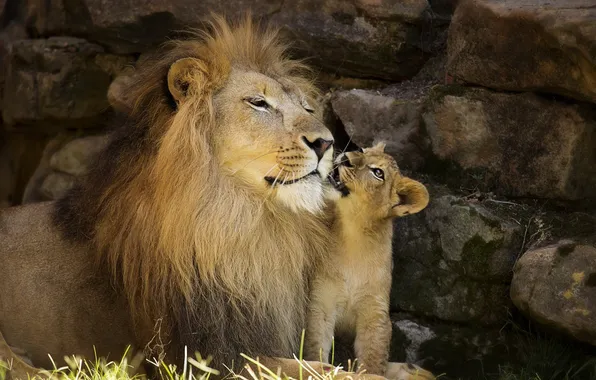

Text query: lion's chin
(275, 177), (326, 214)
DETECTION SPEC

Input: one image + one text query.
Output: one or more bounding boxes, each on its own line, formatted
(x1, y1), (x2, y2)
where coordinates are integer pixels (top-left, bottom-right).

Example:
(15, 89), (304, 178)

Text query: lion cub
(305, 143), (429, 376)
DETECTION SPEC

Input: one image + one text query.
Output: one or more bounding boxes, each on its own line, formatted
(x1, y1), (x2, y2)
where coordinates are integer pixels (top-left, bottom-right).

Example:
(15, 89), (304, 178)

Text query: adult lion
(0, 16), (433, 380)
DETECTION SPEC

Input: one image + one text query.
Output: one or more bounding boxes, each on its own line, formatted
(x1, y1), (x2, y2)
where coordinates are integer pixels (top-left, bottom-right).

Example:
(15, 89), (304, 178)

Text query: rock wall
(1, 0), (596, 379)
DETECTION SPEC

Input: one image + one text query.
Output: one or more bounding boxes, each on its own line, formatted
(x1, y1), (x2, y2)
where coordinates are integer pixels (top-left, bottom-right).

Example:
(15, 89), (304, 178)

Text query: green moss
(461, 234), (503, 276)
(476, 210), (504, 230)
(420, 152), (495, 195)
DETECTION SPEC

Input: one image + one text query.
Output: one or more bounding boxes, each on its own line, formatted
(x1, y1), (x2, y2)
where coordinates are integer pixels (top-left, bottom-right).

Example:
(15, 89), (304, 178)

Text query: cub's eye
(370, 167), (384, 181)
(245, 97), (270, 112)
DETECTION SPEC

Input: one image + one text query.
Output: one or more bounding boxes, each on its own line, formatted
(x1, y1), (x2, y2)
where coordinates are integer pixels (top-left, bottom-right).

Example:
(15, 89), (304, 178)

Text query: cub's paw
(334, 373), (388, 380)
(386, 362), (435, 380)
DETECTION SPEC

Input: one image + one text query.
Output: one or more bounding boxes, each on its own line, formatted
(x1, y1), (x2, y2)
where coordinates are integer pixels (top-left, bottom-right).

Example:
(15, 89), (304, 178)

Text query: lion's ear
(391, 177), (429, 217)
(167, 58), (208, 103)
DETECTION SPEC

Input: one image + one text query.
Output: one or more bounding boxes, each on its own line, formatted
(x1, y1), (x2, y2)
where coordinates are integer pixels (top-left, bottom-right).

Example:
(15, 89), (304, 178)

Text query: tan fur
(0, 17), (432, 380)
(305, 144), (431, 377)
(74, 16), (338, 360)
(0, 15), (336, 372)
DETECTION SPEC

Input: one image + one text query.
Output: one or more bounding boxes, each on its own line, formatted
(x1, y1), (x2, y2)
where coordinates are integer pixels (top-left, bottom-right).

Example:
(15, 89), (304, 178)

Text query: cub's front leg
(304, 276), (342, 363)
(353, 296), (392, 376)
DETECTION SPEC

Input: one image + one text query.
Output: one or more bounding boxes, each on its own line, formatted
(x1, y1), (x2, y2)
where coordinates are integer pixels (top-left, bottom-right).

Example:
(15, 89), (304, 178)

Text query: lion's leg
(385, 362), (435, 380)
(353, 298), (392, 376)
(304, 278), (340, 363)
(351, 297), (435, 380)
(0, 330), (40, 380)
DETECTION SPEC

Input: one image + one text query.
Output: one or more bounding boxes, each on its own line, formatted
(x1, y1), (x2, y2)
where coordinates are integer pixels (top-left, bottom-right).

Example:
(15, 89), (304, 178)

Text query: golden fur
(0, 16), (434, 380)
(305, 143), (431, 378)
(53, 15), (338, 364)
(0, 15), (333, 372)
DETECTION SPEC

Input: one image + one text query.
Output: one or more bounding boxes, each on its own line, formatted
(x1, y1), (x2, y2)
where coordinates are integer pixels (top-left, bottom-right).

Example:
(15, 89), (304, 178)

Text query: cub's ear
(366, 141), (386, 153)
(391, 177), (429, 217)
(167, 57), (208, 103)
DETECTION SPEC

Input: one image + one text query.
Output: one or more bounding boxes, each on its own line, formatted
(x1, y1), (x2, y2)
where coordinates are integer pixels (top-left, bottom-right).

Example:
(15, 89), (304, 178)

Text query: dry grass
(0, 338), (350, 380)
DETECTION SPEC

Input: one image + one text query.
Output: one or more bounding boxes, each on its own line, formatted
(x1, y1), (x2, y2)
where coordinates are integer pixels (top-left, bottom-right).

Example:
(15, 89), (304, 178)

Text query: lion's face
(332, 143), (429, 219)
(214, 70), (334, 213)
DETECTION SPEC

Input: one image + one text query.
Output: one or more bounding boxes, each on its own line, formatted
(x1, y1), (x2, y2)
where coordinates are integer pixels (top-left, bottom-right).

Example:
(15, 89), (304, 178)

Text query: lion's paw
(385, 362), (435, 380)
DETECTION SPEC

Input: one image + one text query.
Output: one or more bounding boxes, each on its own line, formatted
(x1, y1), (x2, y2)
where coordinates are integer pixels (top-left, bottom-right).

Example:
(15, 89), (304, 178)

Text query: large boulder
(511, 241), (596, 347)
(22, 133), (75, 203)
(107, 67), (135, 114)
(23, 133), (109, 203)
(422, 85), (596, 200)
(389, 313), (515, 379)
(447, 0), (596, 104)
(332, 310), (596, 380)
(330, 87), (429, 170)
(2, 37), (132, 128)
(271, 0), (446, 80)
(20, 0), (451, 80)
(391, 191), (522, 324)
(49, 134), (108, 176)
(0, 22), (27, 100)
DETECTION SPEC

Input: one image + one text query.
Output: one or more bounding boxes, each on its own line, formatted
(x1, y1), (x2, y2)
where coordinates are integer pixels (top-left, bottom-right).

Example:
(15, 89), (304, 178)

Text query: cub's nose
(302, 137), (333, 161)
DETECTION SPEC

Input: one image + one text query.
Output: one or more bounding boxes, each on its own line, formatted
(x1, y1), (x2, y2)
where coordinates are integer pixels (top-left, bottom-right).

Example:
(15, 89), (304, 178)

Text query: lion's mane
(53, 16), (331, 365)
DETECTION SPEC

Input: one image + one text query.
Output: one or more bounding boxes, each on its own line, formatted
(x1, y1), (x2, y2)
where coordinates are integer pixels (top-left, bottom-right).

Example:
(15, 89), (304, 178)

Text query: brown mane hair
(54, 16), (330, 364)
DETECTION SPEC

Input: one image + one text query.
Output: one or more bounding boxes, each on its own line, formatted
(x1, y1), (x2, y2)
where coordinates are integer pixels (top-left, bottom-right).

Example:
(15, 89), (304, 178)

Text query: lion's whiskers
(331, 137), (355, 171)
(263, 164), (279, 179)
(271, 167), (284, 188)
(338, 135), (353, 156)
(332, 136), (353, 158)
(231, 150), (279, 175)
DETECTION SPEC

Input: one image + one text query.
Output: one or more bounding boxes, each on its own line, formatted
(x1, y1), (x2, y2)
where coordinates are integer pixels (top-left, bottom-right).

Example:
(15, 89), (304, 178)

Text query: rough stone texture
(511, 241), (596, 347)
(19, 0), (450, 80)
(0, 132), (49, 207)
(49, 134), (108, 176)
(271, 0), (446, 80)
(391, 191), (522, 324)
(39, 171), (76, 200)
(330, 89), (427, 170)
(2, 37), (132, 128)
(107, 67), (135, 114)
(332, 311), (518, 380)
(447, 0), (596, 104)
(324, 53), (445, 156)
(422, 86), (596, 200)
(389, 313), (516, 379)
(22, 133), (75, 203)
(0, 22), (27, 101)
(23, 133), (109, 202)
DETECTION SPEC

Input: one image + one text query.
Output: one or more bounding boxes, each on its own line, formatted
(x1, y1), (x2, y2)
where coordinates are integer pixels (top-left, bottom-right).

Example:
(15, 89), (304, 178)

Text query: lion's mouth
(327, 155), (351, 196)
(265, 170), (319, 186)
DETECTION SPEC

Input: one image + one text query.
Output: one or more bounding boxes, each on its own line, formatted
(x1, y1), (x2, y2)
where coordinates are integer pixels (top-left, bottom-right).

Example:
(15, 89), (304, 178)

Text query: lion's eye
(370, 167), (384, 181)
(245, 97), (270, 112)
(303, 103), (315, 114)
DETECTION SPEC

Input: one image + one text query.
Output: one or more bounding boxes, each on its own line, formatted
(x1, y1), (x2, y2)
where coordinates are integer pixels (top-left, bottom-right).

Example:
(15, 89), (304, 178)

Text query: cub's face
(331, 143), (429, 219)
(215, 70), (334, 213)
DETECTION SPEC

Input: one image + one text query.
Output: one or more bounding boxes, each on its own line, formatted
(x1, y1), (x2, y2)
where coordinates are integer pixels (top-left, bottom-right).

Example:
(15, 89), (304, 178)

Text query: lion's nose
(302, 137), (334, 161)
